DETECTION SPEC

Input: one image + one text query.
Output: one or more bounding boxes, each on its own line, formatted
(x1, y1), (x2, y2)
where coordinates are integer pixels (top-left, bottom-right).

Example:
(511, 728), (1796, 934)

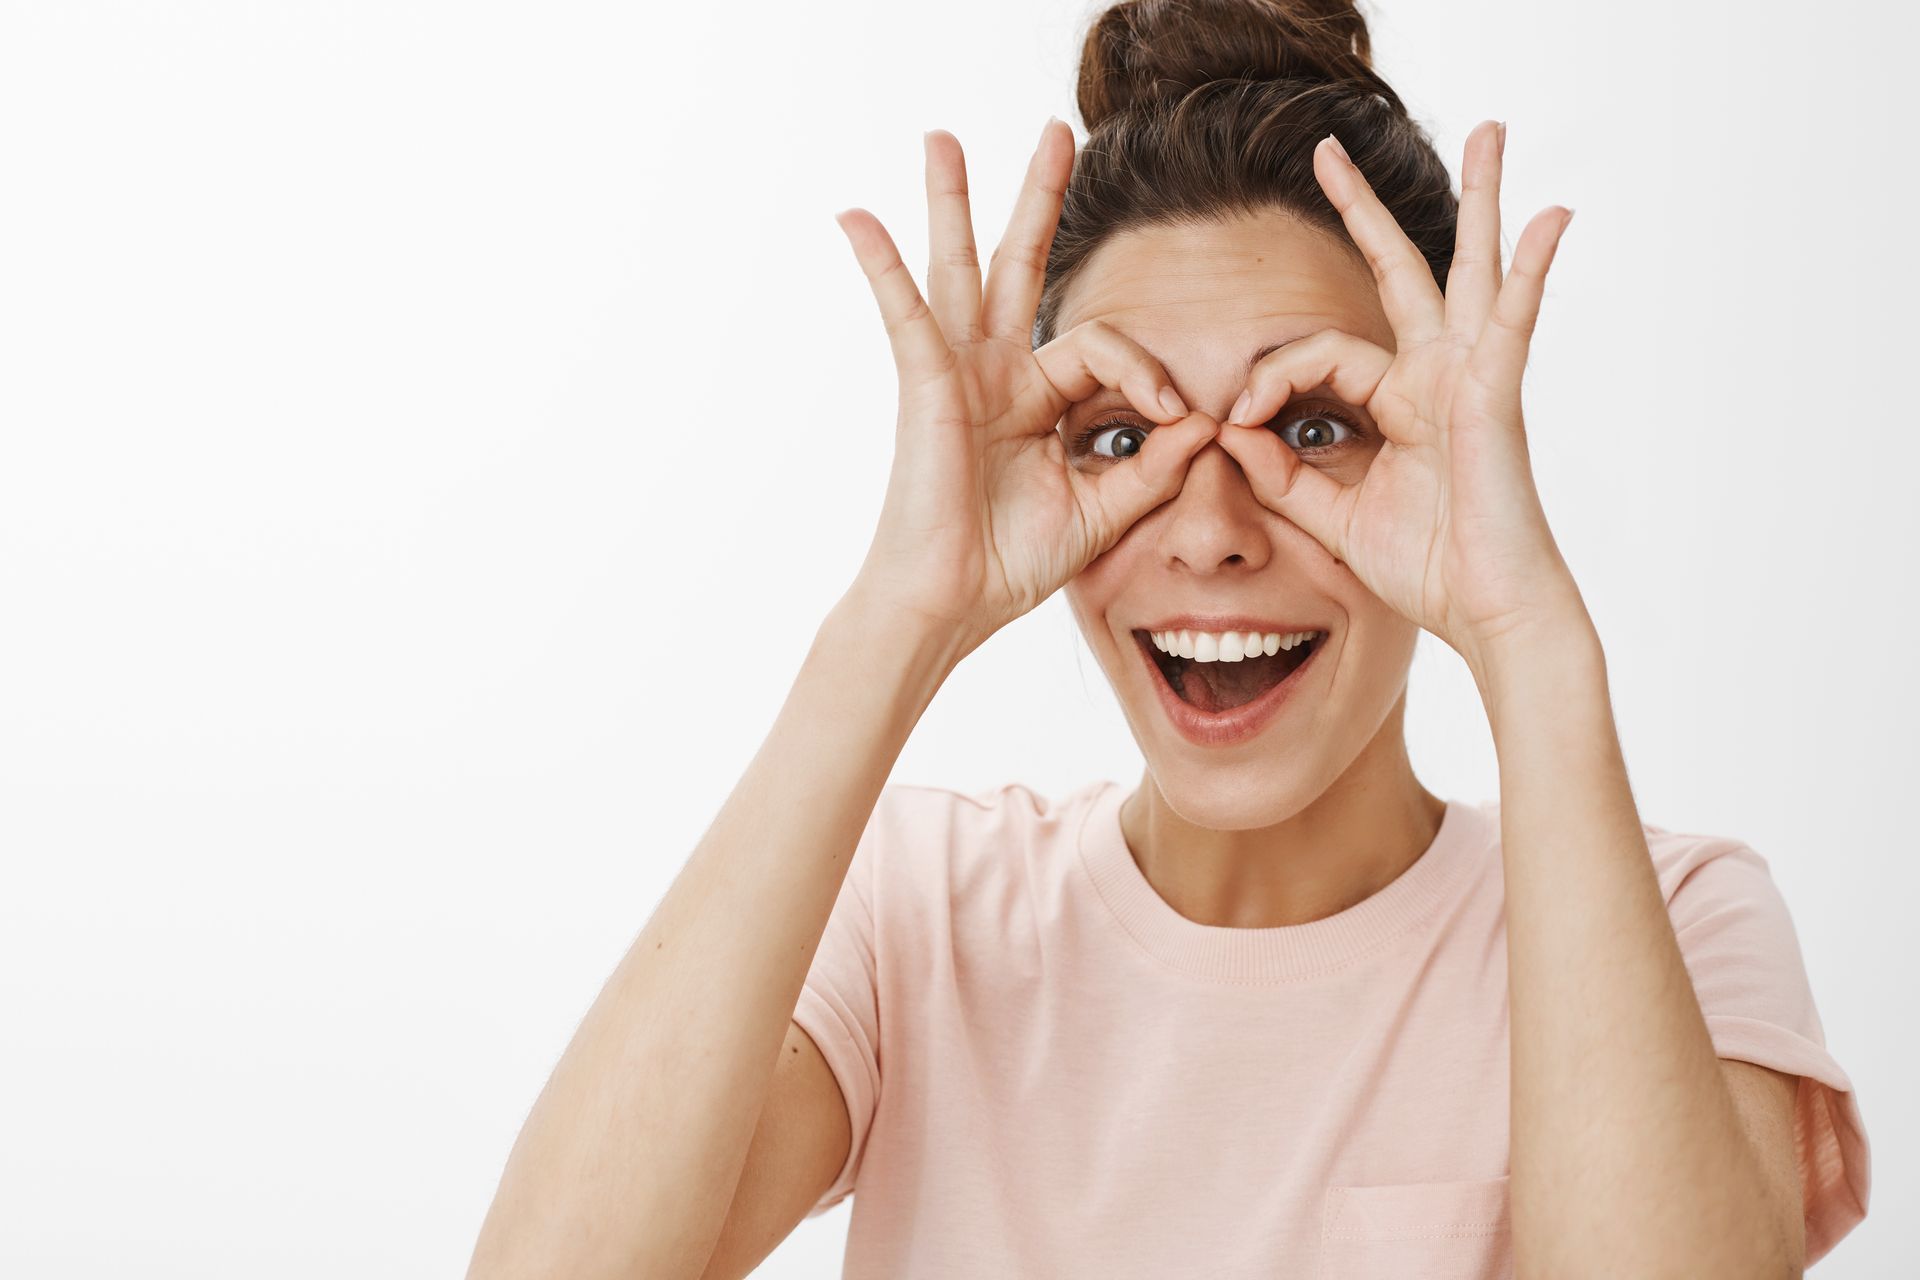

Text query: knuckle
(874, 256), (915, 288)
(882, 291), (933, 339)
(989, 240), (1047, 277)
(1490, 306), (1537, 342)
(1088, 323), (1125, 359)
(1451, 245), (1495, 271)
(1053, 316), (1112, 362)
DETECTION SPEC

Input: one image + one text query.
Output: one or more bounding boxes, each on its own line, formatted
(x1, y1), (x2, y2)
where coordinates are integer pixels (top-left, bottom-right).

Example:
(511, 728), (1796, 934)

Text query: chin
(1137, 755), (1335, 832)
(1099, 624), (1417, 834)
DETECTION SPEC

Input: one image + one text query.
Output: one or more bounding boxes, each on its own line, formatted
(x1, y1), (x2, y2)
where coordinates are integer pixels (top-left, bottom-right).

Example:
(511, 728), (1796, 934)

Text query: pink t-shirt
(791, 779), (1869, 1277)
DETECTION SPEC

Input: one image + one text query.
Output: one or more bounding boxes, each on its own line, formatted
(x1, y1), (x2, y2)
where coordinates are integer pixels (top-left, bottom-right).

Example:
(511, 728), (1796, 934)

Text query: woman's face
(1056, 208), (1419, 830)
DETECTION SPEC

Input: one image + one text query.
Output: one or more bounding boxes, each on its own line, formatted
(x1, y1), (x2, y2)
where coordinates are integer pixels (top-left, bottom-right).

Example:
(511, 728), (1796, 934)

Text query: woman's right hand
(831, 118), (1221, 661)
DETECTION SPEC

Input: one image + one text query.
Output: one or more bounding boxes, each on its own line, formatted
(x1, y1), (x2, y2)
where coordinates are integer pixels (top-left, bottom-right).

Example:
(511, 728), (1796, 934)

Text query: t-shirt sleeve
(789, 785), (891, 1219)
(1656, 830), (1870, 1266)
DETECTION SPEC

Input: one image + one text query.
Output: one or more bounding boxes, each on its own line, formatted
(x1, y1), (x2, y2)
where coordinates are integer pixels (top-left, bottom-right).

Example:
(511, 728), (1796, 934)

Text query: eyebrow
(1246, 340), (1298, 369)
(1107, 336), (1312, 390)
(1134, 335), (1316, 374)
(1062, 332), (1326, 414)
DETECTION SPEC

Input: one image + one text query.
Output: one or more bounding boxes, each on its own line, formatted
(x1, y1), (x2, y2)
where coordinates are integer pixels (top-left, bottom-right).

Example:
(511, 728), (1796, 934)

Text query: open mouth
(1132, 628), (1324, 714)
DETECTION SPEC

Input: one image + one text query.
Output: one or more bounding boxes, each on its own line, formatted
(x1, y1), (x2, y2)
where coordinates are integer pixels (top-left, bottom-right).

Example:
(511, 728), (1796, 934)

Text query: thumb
(1212, 419), (1353, 563)
(1078, 413), (1222, 550)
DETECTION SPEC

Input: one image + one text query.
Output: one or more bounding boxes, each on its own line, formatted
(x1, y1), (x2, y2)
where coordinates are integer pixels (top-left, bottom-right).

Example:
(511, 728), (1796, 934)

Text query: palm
(1329, 346), (1460, 630)
(897, 338), (1104, 624)
(982, 348), (1147, 611)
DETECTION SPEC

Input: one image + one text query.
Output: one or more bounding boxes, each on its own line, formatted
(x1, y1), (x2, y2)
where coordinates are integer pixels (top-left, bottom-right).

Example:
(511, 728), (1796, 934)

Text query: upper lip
(1133, 615), (1329, 636)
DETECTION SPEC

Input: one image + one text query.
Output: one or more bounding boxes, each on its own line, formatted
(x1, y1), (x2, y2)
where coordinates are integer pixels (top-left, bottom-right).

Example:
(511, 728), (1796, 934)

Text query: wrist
(1463, 606), (1608, 725)
(823, 582), (973, 690)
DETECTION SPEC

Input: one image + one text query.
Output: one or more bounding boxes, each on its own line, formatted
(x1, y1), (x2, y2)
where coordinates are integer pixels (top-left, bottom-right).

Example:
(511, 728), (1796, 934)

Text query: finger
(1211, 417), (1357, 563)
(981, 117), (1073, 344)
(1465, 205), (1573, 410)
(924, 130), (984, 345)
(1445, 120), (1506, 341)
(1074, 413), (1224, 550)
(833, 207), (955, 393)
(1314, 134), (1446, 347)
(1225, 326), (1398, 439)
(1033, 319), (1190, 441)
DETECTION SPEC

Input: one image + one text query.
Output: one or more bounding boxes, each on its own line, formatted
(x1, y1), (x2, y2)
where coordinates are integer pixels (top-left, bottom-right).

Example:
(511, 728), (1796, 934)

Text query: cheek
(1272, 513), (1347, 570)
(1062, 572), (1101, 636)
(1072, 518), (1152, 592)
(1286, 426), (1385, 477)
(1343, 603), (1422, 688)
(1315, 444), (1379, 487)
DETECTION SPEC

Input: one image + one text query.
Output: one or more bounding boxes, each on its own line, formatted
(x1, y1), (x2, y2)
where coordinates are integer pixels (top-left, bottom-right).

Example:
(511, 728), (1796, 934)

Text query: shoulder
(1635, 814), (1776, 906)
(873, 778), (1109, 846)
(1485, 798), (1770, 906)
(866, 778), (1114, 905)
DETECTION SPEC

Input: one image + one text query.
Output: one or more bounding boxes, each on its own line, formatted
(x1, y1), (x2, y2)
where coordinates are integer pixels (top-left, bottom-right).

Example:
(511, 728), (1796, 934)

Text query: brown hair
(1034, 0), (1459, 346)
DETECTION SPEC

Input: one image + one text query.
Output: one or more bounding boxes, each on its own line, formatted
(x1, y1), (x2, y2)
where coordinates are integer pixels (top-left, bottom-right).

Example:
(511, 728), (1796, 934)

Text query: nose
(1152, 434), (1275, 574)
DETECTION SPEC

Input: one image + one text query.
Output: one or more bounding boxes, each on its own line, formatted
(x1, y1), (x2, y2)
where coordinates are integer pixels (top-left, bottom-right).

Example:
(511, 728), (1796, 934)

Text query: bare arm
(1219, 123), (1798, 1275)
(1473, 615), (1802, 1279)
(465, 117), (1214, 1280)
(464, 586), (962, 1280)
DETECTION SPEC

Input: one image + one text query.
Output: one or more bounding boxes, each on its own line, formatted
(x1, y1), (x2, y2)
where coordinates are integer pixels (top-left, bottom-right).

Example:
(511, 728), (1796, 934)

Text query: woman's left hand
(1212, 120), (1586, 676)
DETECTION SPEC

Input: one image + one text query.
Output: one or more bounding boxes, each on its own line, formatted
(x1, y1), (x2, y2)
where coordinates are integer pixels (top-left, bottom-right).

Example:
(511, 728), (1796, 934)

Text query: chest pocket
(1314, 1174), (1512, 1280)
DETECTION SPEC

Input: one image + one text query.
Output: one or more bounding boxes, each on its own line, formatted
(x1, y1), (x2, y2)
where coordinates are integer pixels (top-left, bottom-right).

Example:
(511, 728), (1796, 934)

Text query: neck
(1117, 712), (1446, 930)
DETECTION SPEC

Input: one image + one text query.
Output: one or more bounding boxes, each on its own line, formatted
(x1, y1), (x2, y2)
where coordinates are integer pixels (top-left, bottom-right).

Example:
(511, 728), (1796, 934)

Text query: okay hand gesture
(1212, 122), (1584, 670)
(833, 120), (1219, 659)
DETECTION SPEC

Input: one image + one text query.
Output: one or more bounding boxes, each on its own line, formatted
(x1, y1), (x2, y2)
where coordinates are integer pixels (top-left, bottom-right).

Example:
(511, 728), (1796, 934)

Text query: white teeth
(1147, 628), (1325, 662)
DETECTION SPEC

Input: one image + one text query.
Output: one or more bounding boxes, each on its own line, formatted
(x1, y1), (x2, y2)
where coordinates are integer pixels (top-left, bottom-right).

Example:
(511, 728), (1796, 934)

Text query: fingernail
(1495, 121), (1507, 157)
(1040, 115), (1059, 144)
(1228, 389), (1251, 425)
(1158, 385), (1187, 418)
(1325, 133), (1351, 165)
(1561, 207), (1576, 231)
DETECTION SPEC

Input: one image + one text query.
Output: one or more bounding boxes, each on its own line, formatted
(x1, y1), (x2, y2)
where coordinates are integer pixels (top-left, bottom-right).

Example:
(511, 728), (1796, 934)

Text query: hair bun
(1076, 0), (1392, 132)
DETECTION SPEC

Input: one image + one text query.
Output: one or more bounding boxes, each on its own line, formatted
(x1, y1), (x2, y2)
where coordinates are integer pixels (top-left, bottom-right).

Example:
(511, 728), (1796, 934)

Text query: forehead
(1051, 208), (1393, 367)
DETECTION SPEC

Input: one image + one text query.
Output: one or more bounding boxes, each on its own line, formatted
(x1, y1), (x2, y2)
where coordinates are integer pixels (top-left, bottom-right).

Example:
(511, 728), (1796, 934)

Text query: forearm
(466, 586), (964, 1280)
(1471, 615), (1788, 1279)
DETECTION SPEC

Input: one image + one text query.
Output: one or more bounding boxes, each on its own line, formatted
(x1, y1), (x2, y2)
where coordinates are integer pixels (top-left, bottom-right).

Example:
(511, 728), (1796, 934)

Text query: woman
(467, 2), (1869, 1276)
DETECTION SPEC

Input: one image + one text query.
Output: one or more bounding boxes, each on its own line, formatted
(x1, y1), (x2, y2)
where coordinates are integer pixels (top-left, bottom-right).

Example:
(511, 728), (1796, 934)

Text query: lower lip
(1133, 631), (1324, 748)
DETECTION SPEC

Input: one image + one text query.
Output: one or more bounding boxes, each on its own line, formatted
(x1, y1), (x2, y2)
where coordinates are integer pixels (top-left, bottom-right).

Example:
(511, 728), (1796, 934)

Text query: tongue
(1175, 651), (1293, 713)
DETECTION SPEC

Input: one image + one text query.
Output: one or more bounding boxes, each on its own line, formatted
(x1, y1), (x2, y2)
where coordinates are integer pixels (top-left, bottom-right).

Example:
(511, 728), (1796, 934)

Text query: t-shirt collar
(1075, 779), (1495, 983)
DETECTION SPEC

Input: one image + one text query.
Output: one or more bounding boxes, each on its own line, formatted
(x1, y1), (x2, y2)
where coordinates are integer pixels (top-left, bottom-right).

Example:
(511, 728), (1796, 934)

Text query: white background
(2, 1), (1912, 1275)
